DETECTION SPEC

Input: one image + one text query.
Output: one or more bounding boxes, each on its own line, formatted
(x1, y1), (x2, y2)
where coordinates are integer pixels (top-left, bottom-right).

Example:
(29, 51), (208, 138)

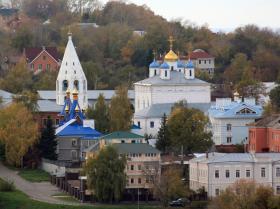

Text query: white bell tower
(56, 33), (88, 109)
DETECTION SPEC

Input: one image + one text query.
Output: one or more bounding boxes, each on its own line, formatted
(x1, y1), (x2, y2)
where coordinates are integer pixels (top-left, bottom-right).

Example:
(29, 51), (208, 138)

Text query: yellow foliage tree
(0, 103), (39, 167)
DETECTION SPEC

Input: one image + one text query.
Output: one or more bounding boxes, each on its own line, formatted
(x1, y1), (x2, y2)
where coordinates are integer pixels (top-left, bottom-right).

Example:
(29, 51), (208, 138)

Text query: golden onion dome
(234, 91), (240, 96)
(72, 88), (78, 95)
(75, 105), (79, 112)
(164, 50), (178, 62)
(65, 105), (69, 112)
(66, 87), (71, 95)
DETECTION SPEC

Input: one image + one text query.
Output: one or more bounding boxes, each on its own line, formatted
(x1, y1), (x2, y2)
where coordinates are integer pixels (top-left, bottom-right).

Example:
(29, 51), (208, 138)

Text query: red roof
(189, 50), (214, 59)
(24, 47), (60, 62)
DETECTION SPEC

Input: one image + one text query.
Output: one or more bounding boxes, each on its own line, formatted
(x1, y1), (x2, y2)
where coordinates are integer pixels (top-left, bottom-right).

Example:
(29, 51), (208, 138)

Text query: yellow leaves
(0, 103), (39, 167)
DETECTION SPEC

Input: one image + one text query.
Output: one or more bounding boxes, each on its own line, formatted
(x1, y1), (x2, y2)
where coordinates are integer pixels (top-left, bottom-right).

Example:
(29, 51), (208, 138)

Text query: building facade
(189, 153), (280, 197)
(134, 37), (211, 136)
(208, 97), (263, 146)
(190, 49), (215, 74)
(248, 115), (280, 153)
(24, 46), (60, 73)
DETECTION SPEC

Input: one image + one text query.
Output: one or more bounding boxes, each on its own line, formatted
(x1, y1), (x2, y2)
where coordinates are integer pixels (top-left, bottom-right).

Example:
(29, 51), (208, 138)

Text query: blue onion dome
(149, 60), (160, 68)
(186, 60), (194, 68)
(160, 62), (170, 69)
(177, 60), (185, 68)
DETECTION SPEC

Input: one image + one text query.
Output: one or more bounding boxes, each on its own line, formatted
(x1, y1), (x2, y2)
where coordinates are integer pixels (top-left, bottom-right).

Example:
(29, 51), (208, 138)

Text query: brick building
(24, 46), (60, 74)
(248, 115), (280, 153)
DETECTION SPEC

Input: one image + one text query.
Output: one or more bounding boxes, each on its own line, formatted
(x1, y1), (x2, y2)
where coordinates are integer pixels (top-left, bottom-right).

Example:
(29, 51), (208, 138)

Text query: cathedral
(134, 36), (211, 136)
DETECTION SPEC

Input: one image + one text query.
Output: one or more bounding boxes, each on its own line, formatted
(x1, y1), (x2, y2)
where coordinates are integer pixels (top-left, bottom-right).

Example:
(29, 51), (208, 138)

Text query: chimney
(42, 46), (46, 51)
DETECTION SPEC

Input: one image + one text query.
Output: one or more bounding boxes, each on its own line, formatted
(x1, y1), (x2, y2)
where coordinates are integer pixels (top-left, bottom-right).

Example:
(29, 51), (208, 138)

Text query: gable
(236, 107), (256, 115)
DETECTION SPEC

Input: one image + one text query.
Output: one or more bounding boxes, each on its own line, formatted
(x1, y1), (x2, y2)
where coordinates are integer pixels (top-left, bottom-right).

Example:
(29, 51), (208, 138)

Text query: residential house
(189, 152), (280, 197)
(208, 97), (263, 146)
(24, 46), (60, 74)
(248, 115), (280, 153)
(189, 49), (215, 75)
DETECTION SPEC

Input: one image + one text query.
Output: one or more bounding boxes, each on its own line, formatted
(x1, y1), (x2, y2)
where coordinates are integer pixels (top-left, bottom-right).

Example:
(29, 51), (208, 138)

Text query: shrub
(0, 180), (15, 192)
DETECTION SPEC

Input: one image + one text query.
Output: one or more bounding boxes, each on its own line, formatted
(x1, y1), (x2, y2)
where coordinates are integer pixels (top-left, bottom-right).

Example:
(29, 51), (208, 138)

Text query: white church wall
(134, 117), (161, 137)
(135, 85), (152, 112)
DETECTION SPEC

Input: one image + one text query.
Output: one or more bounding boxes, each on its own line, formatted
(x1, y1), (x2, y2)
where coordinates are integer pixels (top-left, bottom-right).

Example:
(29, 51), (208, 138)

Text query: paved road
(0, 162), (80, 205)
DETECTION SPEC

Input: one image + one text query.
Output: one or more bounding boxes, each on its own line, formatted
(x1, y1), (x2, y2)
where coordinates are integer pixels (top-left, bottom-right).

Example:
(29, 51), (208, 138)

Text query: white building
(189, 153), (280, 197)
(190, 49), (215, 75)
(134, 37), (211, 136)
(56, 33), (88, 109)
(208, 96), (263, 146)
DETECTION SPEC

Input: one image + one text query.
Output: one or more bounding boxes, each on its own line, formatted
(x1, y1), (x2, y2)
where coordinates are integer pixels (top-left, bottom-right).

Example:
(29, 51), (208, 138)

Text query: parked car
(169, 198), (190, 207)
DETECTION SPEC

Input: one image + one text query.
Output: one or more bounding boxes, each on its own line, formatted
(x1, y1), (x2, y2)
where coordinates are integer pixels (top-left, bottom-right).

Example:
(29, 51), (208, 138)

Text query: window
(138, 178), (142, 184)
(204, 60), (207, 64)
(154, 70), (156, 76)
(215, 170), (219, 178)
(165, 70), (167, 77)
(199, 60), (201, 64)
(138, 165), (142, 170)
(236, 170), (240, 178)
(42, 118), (47, 126)
(38, 64), (42, 70)
(227, 137), (232, 143)
(261, 168), (266, 178)
(276, 168), (280, 177)
(209, 60), (211, 64)
(74, 80), (79, 90)
(73, 62), (75, 66)
(130, 178), (134, 184)
(121, 140), (125, 143)
(63, 80), (68, 91)
(150, 121), (154, 128)
(189, 70), (192, 77)
(71, 150), (77, 160)
(137, 121), (141, 128)
(277, 186), (280, 194)
(130, 165), (134, 170)
(215, 188), (219, 196)
(131, 140), (135, 144)
(46, 64), (50, 70)
(246, 169), (251, 177)
(225, 170), (230, 178)
(72, 139), (77, 147)
(55, 119), (59, 126)
(226, 124), (232, 131)
(171, 66), (174, 71)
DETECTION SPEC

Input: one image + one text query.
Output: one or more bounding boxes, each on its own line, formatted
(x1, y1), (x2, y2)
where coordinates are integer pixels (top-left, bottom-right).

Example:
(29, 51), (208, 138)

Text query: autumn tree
(84, 146), (126, 203)
(0, 103), (39, 167)
(154, 168), (186, 207)
(168, 105), (213, 154)
(156, 113), (171, 154)
(209, 180), (274, 209)
(109, 85), (133, 131)
(0, 59), (33, 94)
(86, 94), (109, 133)
(270, 85), (280, 112)
(13, 90), (39, 112)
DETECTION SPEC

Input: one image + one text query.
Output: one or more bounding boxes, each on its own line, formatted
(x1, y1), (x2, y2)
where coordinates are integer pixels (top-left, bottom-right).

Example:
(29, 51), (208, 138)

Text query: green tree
(84, 146), (126, 203)
(0, 59), (33, 94)
(109, 85), (133, 131)
(33, 71), (58, 90)
(0, 103), (39, 167)
(38, 117), (57, 160)
(168, 106), (213, 154)
(86, 94), (109, 133)
(156, 113), (171, 154)
(154, 168), (186, 207)
(11, 27), (34, 52)
(270, 85), (280, 112)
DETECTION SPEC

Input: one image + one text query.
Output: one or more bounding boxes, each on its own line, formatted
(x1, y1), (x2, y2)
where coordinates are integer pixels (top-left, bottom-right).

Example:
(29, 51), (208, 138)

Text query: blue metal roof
(177, 60), (185, 68)
(208, 102), (263, 119)
(131, 124), (141, 129)
(149, 60), (160, 68)
(186, 60), (194, 68)
(160, 62), (169, 69)
(56, 123), (102, 138)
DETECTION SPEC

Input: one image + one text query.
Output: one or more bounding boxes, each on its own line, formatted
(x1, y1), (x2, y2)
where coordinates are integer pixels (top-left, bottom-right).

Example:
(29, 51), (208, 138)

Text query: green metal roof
(113, 143), (160, 154)
(101, 131), (144, 140)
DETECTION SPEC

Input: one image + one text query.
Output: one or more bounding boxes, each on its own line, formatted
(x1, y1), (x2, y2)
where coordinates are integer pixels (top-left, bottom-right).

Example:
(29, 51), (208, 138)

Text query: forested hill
(1, 0), (280, 93)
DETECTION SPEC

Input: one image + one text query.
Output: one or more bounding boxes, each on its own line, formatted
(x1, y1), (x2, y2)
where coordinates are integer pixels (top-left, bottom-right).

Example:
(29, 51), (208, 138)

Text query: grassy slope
(18, 169), (50, 182)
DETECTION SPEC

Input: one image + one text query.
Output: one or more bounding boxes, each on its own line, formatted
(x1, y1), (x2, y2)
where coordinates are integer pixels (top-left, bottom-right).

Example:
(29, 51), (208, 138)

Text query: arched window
(56, 80), (59, 91)
(189, 70), (192, 77)
(74, 80), (79, 90)
(165, 71), (167, 77)
(63, 80), (68, 91)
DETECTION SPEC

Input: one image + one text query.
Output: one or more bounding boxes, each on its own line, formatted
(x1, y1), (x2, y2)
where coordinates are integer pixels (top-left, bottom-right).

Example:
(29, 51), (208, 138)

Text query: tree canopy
(84, 146), (126, 203)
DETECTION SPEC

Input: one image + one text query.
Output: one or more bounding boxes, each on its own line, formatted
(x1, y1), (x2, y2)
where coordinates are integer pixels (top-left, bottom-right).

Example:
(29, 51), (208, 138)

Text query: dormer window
(236, 108), (256, 115)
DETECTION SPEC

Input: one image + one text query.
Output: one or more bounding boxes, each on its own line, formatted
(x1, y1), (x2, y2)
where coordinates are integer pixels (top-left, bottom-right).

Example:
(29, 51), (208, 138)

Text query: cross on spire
(153, 49), (156, 60)
(168, 36), (175, 50)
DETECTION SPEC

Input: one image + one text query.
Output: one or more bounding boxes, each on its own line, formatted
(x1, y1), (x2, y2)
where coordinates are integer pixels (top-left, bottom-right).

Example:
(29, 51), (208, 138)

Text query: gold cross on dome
(168, 36), (175, 50)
